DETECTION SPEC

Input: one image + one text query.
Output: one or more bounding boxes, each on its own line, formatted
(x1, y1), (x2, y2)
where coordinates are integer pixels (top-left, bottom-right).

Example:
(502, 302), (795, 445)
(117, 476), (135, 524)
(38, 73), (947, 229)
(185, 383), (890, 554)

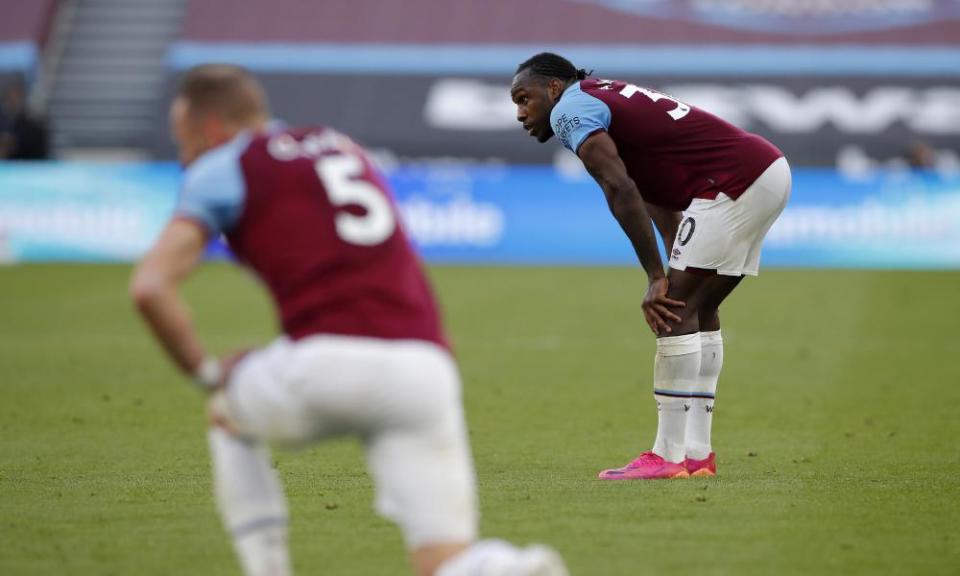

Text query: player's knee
(653, 301), (697, 335)
(665, 292), (703, 334)
(207, 391), (242, 436)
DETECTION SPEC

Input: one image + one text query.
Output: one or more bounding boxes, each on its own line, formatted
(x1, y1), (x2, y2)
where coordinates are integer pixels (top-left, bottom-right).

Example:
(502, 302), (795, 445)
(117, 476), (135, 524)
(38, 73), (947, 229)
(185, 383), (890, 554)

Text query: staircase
(46, 0), (186, 153)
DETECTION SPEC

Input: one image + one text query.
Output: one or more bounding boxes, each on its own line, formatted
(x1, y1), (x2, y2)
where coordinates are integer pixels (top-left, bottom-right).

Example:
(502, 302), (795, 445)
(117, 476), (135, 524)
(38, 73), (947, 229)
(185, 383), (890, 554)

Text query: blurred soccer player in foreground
(511, 53), (791, 480)
(131, 64), (567, 576)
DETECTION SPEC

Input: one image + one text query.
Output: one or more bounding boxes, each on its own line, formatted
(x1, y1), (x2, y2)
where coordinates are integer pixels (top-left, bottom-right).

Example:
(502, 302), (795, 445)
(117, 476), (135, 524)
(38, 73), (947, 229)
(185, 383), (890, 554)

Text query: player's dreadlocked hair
(516, 52), (591, 82)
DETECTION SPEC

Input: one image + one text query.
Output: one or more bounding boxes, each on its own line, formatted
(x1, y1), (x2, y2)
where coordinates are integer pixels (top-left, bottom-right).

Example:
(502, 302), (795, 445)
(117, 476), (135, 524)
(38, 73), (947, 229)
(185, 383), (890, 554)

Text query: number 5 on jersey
(315, 154), (396, 246)
(619, 84), (691, 121)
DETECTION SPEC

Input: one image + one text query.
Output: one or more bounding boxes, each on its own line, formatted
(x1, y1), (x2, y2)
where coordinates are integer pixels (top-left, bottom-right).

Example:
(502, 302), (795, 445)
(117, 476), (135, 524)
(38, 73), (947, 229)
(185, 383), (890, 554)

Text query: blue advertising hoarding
(0, 163), (179, 263)
(0, 162), (958, 269)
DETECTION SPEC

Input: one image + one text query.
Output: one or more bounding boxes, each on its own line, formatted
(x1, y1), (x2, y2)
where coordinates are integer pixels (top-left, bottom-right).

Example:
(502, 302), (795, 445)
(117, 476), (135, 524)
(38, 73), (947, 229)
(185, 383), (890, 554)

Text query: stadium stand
(45, 0), (186, 150)
(0, 0), (57, 86)
(177, 0), (960, 43)
(7, 0), (959, 165)
(152, 0), (960, 167)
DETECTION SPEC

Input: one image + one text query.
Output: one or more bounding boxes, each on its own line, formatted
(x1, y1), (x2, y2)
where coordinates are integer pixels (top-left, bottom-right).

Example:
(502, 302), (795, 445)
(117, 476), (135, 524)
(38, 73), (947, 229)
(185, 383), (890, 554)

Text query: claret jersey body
(551, 79), (783, 211)
(176, 125), (447, 348)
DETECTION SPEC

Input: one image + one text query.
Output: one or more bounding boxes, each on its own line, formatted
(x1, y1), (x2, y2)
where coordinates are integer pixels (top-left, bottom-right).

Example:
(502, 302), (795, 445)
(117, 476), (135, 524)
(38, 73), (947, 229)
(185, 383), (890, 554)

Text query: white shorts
(209, 335), (478, 549)
(668, 157), (792, 277)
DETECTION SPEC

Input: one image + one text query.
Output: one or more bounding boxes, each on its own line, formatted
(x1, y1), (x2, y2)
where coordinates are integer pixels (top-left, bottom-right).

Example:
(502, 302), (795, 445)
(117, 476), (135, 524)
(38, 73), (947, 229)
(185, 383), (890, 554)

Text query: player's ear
(548, 79), (563, 102)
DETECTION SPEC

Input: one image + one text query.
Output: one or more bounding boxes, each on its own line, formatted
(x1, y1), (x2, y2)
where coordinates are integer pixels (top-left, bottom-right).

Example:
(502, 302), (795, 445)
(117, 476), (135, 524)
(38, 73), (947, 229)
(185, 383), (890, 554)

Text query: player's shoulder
(550, 81), (613, 151)
(553, 81), (589, 109)
(552, 82), (608, 121)
(176, 133), (252, 235)
(184, 134), (251, 190)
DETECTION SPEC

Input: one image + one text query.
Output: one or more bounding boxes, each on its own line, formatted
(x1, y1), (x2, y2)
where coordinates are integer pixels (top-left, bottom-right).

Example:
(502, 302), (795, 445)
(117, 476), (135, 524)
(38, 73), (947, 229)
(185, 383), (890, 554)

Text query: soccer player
(130, 65), (567, 576)
(510, 53), (791, 480)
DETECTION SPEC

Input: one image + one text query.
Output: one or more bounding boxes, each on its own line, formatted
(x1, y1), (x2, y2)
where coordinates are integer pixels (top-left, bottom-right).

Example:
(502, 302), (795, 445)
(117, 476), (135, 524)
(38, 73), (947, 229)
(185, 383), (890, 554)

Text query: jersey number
(619, 84), (691, 121)
(315, 154), (396, 246)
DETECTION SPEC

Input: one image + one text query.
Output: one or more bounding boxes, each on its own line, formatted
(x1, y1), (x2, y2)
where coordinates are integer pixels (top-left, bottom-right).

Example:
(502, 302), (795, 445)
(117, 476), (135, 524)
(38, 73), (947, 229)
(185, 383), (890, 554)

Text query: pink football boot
(683, 452), (717, 477)
(598, 451), (691, 480)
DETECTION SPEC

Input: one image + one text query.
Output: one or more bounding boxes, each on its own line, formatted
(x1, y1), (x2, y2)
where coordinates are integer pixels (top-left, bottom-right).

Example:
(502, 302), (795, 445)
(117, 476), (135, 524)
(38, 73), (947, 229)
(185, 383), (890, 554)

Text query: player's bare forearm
(646, 202), (681, 250)
(132, 284), (206, 373)
(605, 186), (665, 278)
(129, 218), (209, 376)
(577, 132), (665, 279)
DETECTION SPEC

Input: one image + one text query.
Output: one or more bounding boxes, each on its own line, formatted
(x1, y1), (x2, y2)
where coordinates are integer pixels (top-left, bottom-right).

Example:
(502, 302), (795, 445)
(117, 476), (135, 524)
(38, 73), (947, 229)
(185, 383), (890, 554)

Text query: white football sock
(686, 330), (723, 461)
(208, 428), (291, 576)
(651, 333), (701, 463)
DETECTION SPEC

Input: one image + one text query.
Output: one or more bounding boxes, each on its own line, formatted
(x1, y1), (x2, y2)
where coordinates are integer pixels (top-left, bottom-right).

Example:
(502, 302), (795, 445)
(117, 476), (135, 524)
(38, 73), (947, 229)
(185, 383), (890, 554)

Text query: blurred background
(1, 0), (959, 267)
(4, 6), (959, 575)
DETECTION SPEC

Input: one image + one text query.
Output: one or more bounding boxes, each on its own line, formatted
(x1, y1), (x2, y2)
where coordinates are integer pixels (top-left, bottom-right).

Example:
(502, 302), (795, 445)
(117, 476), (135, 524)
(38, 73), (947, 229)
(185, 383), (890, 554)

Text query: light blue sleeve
(176, 144), (246, 235)
(550, 88), (611, 153)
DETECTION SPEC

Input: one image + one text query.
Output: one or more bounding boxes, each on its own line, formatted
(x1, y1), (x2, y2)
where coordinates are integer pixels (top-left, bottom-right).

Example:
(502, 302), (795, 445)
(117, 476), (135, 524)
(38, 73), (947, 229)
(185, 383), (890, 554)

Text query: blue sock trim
(232, 516), (288, 538)
(653, 389), (693, 399)
(690, 392), (716, 399)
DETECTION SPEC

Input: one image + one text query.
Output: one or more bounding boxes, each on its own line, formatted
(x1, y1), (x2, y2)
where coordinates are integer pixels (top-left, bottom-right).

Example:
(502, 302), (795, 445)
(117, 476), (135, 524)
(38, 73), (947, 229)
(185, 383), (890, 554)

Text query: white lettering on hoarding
(399, 196), (505, 247)
(424, 79), (527, 130)
(0, 205), (143, 239)
(767, 196), (959, 245)
(424, 79), (960, 134)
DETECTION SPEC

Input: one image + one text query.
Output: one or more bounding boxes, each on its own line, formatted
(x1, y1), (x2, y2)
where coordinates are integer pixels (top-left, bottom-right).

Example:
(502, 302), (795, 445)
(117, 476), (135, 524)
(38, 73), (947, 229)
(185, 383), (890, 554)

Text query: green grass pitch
(1, 264), (959, 575)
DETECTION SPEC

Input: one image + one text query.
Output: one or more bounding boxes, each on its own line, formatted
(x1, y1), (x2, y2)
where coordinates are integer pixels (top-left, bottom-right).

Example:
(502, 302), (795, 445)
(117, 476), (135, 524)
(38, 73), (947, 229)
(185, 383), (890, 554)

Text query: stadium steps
(45, 0), (187, 152)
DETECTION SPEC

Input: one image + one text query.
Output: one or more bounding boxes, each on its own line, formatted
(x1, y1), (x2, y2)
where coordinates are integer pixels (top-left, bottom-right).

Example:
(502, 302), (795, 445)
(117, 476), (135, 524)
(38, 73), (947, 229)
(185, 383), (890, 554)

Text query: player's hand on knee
(642, 276), (685, 335)
(204, 348), (259, 435)
(193, 348), (252, 392)
(206, 390), (244, 435)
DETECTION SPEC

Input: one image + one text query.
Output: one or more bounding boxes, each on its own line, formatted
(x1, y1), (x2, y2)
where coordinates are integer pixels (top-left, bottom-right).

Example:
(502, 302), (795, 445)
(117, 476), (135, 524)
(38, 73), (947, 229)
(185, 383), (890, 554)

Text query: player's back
(224, 127), (447, 348)
(556, 79), (782, 210)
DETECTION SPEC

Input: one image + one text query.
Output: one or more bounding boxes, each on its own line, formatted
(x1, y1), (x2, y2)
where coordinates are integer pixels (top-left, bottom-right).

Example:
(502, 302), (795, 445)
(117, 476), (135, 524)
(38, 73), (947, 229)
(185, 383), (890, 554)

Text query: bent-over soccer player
(511, 53), (791, 480)
(131, 64), (567, 576)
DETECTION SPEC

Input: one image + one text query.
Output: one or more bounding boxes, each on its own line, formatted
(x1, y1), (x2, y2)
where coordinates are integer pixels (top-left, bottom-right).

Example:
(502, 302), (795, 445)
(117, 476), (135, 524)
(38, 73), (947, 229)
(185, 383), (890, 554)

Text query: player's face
(511, 71), (561, 143)
(170, 97), (207, 167)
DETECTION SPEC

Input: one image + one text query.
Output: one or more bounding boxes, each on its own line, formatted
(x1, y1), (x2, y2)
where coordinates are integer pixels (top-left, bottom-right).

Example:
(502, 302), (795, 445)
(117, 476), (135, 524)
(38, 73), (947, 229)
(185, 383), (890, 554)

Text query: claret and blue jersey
(174, 124), (447, 348)
(550, 78), (783, 211)
(550, 81), (612, 154)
